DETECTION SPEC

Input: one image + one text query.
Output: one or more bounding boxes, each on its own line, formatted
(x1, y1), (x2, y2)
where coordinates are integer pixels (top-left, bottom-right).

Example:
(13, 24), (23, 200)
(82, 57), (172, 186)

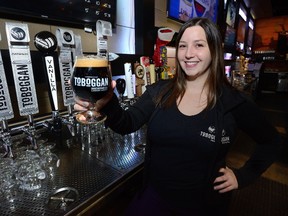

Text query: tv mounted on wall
(167, 0), (219, 24)
(225, 0), (237, 28)
(236, 17), (246, 43)
(224, 24), (236, 50)
(0, 0), (116, 29)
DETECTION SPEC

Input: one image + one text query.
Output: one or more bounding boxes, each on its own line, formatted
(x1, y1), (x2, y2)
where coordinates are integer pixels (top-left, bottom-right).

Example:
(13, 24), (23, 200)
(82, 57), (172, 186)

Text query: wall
(0, 19), (96, 53)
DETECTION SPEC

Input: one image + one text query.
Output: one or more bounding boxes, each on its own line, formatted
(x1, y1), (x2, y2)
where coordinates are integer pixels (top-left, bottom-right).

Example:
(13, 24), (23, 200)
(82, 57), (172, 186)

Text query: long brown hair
(155, 17), (230, 110)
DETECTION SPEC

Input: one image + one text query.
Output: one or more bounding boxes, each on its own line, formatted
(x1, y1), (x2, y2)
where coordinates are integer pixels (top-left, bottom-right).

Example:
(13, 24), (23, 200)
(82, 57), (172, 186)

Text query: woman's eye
(196, 43), (204, 47)
(179, 44), (186, 48)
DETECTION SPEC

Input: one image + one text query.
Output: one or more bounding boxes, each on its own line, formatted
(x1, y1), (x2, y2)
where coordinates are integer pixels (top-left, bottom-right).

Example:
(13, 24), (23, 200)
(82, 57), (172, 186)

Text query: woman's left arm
(228, 99), (282, 188)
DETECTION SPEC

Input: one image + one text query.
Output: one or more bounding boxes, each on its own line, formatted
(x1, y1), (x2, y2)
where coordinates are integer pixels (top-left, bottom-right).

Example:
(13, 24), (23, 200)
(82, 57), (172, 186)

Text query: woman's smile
(184, 60), (199, 68)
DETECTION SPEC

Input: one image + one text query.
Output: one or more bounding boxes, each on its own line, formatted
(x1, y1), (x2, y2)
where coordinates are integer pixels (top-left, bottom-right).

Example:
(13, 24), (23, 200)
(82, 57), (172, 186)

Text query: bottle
(149, 58), (156, 84)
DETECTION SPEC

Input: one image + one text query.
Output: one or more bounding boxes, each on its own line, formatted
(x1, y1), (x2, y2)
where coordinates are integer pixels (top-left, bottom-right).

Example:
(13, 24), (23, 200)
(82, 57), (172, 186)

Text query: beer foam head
(75, 56), (108, 67)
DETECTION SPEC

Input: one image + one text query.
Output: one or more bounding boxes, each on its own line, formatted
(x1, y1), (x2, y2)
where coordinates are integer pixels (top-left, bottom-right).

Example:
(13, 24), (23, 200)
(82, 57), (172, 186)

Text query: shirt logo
(200, 126), (230, 144)
(221, 129), (230, 144)
(200, 126), (216, 142)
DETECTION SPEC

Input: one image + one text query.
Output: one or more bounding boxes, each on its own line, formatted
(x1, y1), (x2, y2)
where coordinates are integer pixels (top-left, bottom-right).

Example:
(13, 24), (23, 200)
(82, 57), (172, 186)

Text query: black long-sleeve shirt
(102, 79), (281, 209)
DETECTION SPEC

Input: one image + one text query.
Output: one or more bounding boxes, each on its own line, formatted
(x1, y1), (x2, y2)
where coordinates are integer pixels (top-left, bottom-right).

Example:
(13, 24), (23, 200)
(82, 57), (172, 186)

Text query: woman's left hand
(213, 166), (238, 193)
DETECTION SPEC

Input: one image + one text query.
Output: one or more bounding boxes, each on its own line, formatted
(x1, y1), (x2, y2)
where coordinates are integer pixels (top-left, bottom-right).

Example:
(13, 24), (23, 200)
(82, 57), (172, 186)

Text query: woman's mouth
(185, 61), (199, 68)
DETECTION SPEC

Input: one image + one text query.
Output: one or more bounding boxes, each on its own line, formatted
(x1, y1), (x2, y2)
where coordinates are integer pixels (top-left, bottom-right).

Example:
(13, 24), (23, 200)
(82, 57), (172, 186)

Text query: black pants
(124, 185), (231, 216)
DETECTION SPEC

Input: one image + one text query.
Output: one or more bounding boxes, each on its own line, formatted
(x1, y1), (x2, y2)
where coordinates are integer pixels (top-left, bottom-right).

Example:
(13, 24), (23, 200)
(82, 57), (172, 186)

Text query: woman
(75, 18), (281, 215)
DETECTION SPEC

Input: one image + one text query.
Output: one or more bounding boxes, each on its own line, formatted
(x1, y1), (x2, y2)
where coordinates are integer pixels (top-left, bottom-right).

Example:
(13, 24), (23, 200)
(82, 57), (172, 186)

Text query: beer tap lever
(43, 111), (62, 132)
(1, 120), (13, 158)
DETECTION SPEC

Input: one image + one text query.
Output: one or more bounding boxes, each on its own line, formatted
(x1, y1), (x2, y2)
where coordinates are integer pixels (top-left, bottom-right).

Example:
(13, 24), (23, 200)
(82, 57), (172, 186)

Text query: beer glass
(71, 55), (111, 124)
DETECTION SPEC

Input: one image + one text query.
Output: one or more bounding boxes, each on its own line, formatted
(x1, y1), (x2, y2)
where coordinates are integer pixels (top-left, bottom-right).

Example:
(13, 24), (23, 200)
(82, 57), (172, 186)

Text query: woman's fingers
(74, 97), (90, 111)
(74, 103), (88, 111)
(213, 167), (238, 193)
(73, 80), (116, 112)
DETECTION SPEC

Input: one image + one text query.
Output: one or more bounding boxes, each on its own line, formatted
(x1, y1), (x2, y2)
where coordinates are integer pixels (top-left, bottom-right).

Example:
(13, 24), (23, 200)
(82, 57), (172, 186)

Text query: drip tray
(0, 127), (146, 216)
(47, 187), (79, 211)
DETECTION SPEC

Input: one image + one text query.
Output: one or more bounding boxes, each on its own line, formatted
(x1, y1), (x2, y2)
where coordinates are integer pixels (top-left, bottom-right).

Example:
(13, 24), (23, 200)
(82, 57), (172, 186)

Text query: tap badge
(10, 27), (26, 41)
(34, 31), (57, 53)
(63, 32), (73, 43)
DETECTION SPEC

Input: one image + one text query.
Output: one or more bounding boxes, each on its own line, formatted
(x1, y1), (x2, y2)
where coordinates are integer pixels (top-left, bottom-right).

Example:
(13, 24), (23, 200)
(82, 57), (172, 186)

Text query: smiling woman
(73, 17), (282, 216)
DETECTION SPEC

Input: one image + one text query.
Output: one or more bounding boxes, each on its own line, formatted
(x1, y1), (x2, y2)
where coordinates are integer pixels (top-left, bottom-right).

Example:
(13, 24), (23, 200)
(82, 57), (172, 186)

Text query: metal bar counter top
(0, 122), (146, 216)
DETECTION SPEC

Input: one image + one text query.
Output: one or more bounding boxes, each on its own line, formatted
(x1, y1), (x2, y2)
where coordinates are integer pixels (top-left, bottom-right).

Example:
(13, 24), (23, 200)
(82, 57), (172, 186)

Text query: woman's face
(177, 26), (212, 80)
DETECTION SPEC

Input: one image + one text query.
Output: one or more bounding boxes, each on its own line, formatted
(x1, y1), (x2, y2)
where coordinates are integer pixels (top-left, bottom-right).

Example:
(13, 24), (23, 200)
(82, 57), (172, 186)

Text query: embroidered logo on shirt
(200, 127), (230, 144)
(200, 126), (216, 142)
(221, 129), (230, 144)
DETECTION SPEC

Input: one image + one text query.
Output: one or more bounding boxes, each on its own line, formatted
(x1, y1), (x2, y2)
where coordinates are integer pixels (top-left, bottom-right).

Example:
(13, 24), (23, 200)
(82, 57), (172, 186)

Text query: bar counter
(0, 121), (146, 216)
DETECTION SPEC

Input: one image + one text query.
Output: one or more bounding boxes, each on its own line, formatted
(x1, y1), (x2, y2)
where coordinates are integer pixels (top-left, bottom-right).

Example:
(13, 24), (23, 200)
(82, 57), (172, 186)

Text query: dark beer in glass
(71, 55), (110, 124)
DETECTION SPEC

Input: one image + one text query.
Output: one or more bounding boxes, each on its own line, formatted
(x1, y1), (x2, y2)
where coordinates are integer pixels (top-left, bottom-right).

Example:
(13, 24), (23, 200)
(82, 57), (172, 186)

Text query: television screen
(167, 0), (219, 23)
(226, 0), (237, 28)
(224, 25), (236, 49)
(247, 27), (254, 47)
(0, 0), (116, 29)
(236, 17), (246, 43)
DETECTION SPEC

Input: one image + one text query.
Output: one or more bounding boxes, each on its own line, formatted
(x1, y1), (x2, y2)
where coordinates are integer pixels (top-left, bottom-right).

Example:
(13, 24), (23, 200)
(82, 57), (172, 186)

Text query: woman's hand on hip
(213, 166), (238, 193)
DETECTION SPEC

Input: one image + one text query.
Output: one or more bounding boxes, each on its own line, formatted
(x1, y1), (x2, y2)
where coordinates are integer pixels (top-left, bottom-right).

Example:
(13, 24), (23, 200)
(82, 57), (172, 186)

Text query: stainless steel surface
(0, 124), (146, 216)
(47, 187), (80, 211)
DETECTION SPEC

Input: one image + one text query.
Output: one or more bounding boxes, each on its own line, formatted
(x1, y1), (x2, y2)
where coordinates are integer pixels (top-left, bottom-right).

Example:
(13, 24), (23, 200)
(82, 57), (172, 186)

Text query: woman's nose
(185, 46), (196, 58)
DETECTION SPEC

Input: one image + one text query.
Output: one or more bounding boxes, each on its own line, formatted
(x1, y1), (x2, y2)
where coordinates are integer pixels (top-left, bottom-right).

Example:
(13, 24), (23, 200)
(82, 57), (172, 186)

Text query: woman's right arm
(74, 80), (159, 135)
(102, 84), (157, 134)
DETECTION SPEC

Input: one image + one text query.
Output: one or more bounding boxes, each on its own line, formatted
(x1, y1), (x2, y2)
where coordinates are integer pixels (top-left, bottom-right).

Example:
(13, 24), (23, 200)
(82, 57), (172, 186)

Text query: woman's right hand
(74, 97), (90, 112)
(74, 80), (116, 112)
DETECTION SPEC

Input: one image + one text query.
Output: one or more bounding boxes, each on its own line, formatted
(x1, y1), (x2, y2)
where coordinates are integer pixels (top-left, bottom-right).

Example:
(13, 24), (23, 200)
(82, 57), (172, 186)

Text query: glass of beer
(71, 55), (111, 124)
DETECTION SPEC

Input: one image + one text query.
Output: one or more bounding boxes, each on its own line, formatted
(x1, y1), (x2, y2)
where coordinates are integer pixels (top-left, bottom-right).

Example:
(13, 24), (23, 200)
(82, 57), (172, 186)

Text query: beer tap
(1, 119), (13, 158)
(0, 33), (16, 157)
(34, 31), (64, 133)
(5, 22), (43, 150)
(55, 28), (82, 136)
(25, 114), (38, 150)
